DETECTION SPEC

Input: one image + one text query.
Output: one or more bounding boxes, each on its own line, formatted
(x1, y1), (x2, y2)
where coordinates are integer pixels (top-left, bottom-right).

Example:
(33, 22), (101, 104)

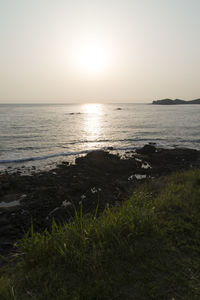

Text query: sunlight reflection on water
(82, 104), (103, 148)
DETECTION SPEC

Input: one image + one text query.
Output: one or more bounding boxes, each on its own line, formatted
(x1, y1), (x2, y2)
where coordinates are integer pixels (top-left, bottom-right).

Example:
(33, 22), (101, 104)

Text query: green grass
(1, 169), (200, 299)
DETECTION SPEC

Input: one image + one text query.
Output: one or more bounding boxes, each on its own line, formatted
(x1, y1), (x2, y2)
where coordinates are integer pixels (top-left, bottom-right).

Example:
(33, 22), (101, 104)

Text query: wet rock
(0, 225), (13, 236)
(115, 180), (130, 193)
(0, 215), (10, 226)
(134, 174), (147, 180)
(141, 162), (152, 169)
(76, 150), (119, 166)
(62, 200), (72, 207)
(136, 144), (156, 154)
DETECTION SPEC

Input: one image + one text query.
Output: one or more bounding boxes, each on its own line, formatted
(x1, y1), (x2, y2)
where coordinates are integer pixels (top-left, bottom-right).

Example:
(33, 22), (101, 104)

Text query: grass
(1, 169), (200, 299)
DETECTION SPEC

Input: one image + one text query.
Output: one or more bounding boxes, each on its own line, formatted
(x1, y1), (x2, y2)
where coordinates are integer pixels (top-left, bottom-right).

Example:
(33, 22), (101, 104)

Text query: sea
(0, 103), (200, 173)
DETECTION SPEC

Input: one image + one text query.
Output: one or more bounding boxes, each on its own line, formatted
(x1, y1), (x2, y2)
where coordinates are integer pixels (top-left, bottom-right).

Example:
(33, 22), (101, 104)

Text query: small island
(152, 98), (200, 105)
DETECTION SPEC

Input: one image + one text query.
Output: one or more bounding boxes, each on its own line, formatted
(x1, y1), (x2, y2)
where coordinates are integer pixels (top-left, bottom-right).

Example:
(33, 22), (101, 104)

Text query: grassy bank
(1, 169), (200, 299)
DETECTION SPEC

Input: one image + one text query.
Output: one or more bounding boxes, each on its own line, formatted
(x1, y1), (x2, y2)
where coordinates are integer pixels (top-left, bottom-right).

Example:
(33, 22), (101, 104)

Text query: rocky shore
(0, 145), (200, 265)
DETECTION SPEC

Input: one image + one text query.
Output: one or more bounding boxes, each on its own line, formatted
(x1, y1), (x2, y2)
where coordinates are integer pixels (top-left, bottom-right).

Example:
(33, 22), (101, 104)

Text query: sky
(0, 0), (200, 103)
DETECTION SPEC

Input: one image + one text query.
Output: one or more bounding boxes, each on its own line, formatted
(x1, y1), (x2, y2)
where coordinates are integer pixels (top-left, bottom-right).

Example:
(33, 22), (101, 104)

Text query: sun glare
(83, 103), (102, 114)
(76, 42), (108, 74)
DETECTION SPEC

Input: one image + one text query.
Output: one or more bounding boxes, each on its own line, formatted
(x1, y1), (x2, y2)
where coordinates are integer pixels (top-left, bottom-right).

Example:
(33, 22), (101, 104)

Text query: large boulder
(136, 145), (156, 155)
(75, 150), (119, 168)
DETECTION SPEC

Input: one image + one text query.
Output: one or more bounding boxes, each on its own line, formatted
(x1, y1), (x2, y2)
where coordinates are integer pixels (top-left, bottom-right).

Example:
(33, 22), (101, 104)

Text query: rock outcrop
(152, 98), (200, 105)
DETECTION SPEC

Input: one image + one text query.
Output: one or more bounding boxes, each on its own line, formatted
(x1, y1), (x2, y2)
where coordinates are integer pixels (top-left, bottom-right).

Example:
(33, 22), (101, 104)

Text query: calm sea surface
(0, 103), (200, 172)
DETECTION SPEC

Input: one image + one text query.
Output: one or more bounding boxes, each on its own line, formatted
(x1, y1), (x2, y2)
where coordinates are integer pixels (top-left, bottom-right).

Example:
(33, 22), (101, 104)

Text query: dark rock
(136, 144), (156, 154)
(75, 150), (120, 169)
(61, 161), (69, 165)
(148, 142), (156, 145)
(0, 216), (10, 226)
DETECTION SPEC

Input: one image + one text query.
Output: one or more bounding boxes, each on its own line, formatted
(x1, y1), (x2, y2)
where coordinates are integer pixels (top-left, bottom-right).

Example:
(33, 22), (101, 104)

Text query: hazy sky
(0, 0), (200, 103)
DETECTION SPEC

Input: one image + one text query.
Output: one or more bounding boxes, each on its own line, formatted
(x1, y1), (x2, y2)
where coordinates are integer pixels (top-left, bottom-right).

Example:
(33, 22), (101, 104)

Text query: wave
(0, 146), (46, 152)
(1, 137), (199, 165)
(0, 150), (93, 164)
(0, 144), (146, 164)
(60, 137), (163, 147)
(180, 139), (200, 143)
(0, 135), (40, 140)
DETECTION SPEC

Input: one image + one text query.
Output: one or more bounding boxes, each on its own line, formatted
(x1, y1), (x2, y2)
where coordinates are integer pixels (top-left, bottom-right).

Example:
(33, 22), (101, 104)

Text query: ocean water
(0, 103), (200, 172)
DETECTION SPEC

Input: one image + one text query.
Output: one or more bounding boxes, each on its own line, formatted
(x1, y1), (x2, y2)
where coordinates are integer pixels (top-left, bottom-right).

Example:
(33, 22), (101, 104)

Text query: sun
(76, 42), (108, 74)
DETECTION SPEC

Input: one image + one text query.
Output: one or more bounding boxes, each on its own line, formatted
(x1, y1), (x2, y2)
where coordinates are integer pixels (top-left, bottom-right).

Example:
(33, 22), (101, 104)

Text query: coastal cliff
(152, 98), (200, 105)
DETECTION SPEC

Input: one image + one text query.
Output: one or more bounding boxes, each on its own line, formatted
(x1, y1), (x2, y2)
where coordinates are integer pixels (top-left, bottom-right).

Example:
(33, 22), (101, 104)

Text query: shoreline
(0, 144), (200, 264)
(1, 144), (199, 176)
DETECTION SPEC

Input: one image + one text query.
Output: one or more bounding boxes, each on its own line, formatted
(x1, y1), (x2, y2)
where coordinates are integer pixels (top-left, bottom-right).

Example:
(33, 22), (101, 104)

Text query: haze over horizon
(0, 0), (200, 103)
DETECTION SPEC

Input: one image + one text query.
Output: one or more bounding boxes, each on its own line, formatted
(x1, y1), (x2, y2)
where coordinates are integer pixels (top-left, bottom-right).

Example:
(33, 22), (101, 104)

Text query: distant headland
(152, 98), (200, 105)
